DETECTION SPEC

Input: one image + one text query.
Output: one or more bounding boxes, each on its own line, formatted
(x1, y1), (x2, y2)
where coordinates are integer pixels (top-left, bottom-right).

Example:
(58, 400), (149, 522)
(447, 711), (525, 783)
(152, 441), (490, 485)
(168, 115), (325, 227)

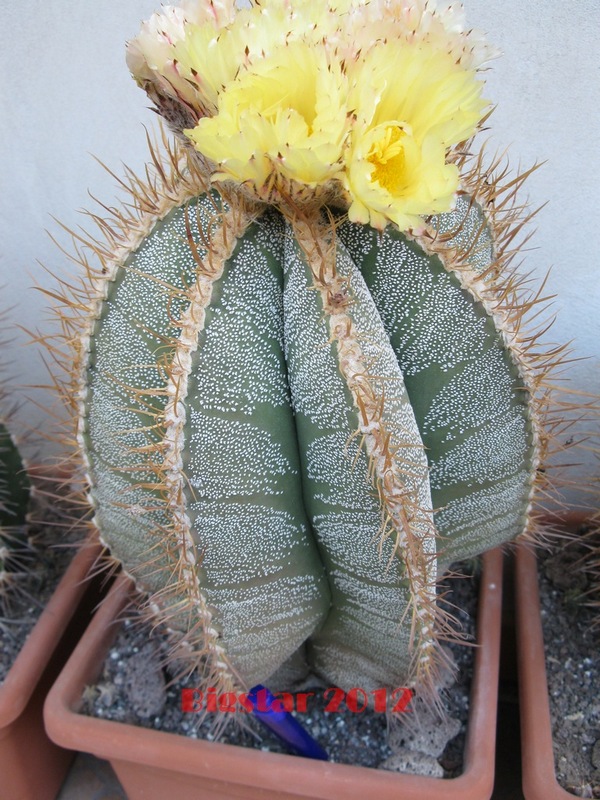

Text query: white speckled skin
(283, 223), (436, 692)
(340, 199), (535, 569)
(83, 198), (329, 689)
(81, 188), (536, 695)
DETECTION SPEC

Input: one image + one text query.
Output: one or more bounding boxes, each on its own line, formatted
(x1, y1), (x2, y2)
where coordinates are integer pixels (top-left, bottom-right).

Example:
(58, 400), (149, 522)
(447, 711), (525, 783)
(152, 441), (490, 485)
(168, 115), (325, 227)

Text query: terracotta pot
(515, 535), (589, 800)
(0, 540), (104, 800)
(44, 548), (503, 800)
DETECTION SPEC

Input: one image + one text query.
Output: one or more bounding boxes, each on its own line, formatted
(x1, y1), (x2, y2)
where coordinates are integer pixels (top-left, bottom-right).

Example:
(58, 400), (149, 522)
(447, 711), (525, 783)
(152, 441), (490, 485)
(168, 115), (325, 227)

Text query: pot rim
(515, 540), (584, 800)
(44, 548), (503, 800)
(0, 539), (102, 728)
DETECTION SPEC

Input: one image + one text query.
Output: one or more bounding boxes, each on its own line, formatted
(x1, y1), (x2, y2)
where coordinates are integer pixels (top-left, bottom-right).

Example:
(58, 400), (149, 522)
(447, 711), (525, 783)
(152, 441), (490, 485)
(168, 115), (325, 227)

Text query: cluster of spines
(573, 441), (600, 628)
(0, 443), (29, 614)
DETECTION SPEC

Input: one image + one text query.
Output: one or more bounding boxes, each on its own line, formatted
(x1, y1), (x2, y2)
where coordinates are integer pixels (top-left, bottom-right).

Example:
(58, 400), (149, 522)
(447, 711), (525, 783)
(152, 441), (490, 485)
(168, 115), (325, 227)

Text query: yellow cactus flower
(184, 42), (349, 203)
(344, 41), (488, 231)
(326, 0), (498, 69)
(128, 1), (340, 118)
(172, 2), (351, 115)
(125, 1), (238, 112)
(128, 1), (493, 224)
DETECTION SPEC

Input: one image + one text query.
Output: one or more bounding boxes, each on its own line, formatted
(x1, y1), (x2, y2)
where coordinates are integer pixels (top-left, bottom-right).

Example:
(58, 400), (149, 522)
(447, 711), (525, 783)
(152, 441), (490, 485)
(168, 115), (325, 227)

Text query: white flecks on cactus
(339, 209), (534, 569)
(434, 472), (532, 560)
(180, 213), (330, 688)
(282, 216), (438, 691)
(68, 132), (552, 709)
(430, 193), (495, 273)
(84, 200), (209, 584)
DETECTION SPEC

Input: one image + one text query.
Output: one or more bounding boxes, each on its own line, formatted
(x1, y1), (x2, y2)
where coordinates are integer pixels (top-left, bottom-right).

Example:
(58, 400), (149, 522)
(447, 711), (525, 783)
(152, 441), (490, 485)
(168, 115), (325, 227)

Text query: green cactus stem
(0, 414), (32, 611)
(0, 308), (32, 610)
(577, 472), (600, 628)
(0, 422), (29, 530)
(44, 131), (566, 705)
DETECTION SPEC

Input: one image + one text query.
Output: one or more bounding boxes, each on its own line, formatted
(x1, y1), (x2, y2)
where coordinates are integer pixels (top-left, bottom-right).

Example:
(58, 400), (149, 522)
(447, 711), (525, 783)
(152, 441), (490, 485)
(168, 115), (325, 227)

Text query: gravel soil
(538, 543), (600, 798)
(0, 503), (83, 684)
(81, 560), (480, 778)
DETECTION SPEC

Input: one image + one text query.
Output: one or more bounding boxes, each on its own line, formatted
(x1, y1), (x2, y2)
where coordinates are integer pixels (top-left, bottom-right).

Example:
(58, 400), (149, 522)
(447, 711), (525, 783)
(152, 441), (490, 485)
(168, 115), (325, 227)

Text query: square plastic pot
(0, 540), (104, 800)
(515, 539), (586, 800)
(44, 548), (503, 800)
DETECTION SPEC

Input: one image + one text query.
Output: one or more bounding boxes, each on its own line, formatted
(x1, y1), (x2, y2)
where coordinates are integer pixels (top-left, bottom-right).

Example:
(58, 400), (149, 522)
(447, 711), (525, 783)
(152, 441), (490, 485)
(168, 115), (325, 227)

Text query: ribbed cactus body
(341, 202), (535, 569)
(83, 196), (330, 687)
(0, 420), (30, 603)
(80, 176), (537, 696)
(283, 217), (436, 692)
(0, 422), (29, 530)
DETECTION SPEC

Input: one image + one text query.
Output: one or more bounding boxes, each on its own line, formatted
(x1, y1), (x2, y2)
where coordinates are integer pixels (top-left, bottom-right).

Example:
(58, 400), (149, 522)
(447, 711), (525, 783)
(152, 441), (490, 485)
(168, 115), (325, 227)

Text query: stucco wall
(1, 1), (598, 500)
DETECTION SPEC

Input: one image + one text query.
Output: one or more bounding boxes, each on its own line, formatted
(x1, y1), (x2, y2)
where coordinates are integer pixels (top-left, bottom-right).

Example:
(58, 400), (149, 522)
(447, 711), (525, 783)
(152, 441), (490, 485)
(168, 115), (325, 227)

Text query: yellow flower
(184, 42), (349, 202)
(125, 1), (238, 112)
(325, 0), (498, 70)
(344, 41), (489, 231)
(128, 1), (494, 223)
(173, 2), (355, 114)
(129, 2), (339, 118)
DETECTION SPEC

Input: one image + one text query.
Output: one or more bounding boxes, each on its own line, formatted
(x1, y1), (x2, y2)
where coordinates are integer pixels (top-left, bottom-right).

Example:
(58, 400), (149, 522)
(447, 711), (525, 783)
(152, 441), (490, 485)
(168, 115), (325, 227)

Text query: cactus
(0, 426), (29, 529)
(0, 394), (31, 612)
(582, 516), (600, 628)
(577, 464), (600, 628)
(43, 1), (572, 707)
(44, 133), (563, 702)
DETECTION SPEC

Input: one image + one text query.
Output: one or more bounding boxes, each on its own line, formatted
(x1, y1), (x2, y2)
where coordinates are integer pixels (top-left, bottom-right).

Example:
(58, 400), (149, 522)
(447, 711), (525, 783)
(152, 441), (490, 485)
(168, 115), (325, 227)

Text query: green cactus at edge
(42, 129), (568, 710)
(0, 403), (31, 610)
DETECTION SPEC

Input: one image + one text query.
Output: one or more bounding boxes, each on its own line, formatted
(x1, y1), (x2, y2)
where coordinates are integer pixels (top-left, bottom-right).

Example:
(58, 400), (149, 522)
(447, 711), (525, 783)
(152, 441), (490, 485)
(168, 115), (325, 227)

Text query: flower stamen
(368, 125), (409, 194)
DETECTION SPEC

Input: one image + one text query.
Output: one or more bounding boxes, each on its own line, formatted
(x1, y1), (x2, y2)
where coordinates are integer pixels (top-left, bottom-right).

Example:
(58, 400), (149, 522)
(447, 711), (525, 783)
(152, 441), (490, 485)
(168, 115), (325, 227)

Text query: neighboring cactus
(583, 515), (600, 628)
(0, 397), (31, 612)
(576, 465), (600, 628)
(43, 1), (573, 708)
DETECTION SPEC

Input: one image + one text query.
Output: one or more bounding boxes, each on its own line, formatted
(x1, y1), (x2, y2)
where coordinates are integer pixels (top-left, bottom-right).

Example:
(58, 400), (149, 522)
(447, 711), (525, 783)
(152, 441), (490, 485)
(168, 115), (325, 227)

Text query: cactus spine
(43, 128), (564, 706)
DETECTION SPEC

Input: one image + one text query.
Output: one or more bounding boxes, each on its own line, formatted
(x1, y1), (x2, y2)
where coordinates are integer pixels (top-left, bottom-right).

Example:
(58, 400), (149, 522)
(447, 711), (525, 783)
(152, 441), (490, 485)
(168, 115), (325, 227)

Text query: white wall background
(1, 1), (598, 502)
